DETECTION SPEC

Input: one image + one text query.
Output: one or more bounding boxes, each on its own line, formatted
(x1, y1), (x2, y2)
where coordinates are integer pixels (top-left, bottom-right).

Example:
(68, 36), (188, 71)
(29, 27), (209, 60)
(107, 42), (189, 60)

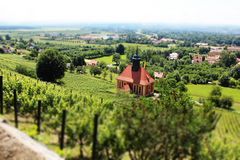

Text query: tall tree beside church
(116, 44), (125, 55)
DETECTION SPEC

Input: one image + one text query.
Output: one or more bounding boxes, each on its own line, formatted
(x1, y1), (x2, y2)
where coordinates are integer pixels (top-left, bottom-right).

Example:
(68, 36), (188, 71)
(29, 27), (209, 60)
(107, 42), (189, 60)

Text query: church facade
(116, 50), (154, 96)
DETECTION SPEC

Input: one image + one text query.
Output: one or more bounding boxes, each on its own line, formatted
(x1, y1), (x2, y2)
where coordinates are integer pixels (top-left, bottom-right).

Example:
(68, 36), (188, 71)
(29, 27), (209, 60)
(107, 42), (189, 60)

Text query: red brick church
(117, 49), (155, 96)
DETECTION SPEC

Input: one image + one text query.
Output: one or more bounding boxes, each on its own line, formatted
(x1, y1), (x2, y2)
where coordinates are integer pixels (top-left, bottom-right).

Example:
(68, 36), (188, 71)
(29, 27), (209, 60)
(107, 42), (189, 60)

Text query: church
(116, 49), (155, 96)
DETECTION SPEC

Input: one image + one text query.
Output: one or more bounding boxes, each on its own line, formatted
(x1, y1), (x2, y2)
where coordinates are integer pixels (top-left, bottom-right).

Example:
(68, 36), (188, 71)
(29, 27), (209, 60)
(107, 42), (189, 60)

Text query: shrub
(220, 97), (233, 110)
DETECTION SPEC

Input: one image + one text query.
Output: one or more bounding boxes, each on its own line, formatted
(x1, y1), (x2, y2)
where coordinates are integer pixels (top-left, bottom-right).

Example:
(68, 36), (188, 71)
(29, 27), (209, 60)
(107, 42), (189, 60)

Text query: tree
(69, 63), (75, 73)
(0, 36), (3, 41)
(112, 53), (121, 65)
(102, 70), (107, 80)
(72, 55), (86, 67)
(90, 66), (102, 76)
(116, 44), (125, 55)
(111, 80), (217, 160)
(36, 49), (66, 82)
(209, 86), (222, 108)
(98, 61), (107, 69)
(220, 97), (233, 110)
(231, 65), (240, 80)
(199, 47), (210, 54)
(219, 51), (237, 67)
(119, 63), (127, 73)
(219, 73), (230, 87)
(5, 34), (11, 40)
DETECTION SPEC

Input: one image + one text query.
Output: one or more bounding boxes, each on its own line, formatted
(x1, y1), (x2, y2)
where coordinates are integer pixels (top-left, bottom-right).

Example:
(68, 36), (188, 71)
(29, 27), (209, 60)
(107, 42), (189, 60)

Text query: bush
(220, 97), (233, 110)
(90, 66), (102, 76)
(36, 49), (66, 82)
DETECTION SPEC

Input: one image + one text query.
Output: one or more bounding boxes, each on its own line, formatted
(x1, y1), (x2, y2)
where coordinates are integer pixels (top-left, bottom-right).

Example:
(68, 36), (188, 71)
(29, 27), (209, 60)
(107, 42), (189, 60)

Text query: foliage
(90, 66), (102, 76)
(116, 44), (125, 55)
(112, 53), (121, 65)
(36, 49), (66, 82)
(72, 55), (86, 67)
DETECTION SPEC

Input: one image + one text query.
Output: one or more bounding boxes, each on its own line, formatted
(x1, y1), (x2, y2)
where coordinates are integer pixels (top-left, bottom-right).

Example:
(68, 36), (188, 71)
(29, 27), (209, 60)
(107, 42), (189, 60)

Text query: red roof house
(117, 49), (154, 96)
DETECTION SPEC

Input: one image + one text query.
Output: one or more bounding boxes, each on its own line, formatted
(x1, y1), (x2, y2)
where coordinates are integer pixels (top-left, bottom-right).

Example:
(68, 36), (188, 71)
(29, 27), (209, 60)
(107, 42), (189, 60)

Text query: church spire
(132, 46), (141, 72)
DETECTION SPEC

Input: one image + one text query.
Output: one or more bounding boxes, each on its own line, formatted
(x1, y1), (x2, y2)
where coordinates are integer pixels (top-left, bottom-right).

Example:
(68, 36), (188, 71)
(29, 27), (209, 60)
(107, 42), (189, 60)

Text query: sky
(1, 0), (240, 26)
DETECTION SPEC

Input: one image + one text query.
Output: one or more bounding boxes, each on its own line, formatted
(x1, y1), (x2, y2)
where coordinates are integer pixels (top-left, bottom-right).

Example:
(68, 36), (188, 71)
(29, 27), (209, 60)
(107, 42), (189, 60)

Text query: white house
(169, 52), (179, 60)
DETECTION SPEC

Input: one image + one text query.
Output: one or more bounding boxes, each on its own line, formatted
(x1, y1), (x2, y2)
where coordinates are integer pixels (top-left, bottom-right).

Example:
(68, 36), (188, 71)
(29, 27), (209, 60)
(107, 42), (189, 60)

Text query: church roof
(117, 65), (155, 85)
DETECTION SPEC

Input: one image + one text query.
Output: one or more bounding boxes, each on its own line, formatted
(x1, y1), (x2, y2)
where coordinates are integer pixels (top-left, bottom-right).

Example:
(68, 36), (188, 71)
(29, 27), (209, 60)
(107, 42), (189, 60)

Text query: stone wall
(0, 120), (63, 160)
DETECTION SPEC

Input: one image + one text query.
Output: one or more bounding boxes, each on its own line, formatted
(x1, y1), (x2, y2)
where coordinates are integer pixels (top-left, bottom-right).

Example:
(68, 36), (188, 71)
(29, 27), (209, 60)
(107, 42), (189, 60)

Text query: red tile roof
(117, 65), (154, 85)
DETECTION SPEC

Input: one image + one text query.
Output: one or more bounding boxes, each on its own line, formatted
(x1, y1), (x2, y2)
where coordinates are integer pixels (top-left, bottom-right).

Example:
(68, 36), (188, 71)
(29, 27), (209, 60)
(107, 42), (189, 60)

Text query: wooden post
(37, 100), (42, 134)
(92, 114), (99, 160)
(13, 89), (18, 128)
(0, 76), (3, 114)
(60, 109), (67, 150)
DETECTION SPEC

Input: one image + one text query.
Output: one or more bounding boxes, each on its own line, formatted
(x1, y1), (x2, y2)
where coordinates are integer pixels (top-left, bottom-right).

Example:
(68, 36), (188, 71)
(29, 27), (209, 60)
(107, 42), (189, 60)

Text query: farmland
(187, 84), (240, 111)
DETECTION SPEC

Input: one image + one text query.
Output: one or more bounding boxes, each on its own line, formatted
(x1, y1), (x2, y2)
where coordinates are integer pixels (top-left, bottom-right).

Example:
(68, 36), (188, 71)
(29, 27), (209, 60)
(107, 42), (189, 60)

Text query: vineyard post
(60, 109), (67, 150)
(92, 114), (99, 160)
(13, 89), (18, 128)
(0, 76), (3, 114)
(37, 100), (42, 134)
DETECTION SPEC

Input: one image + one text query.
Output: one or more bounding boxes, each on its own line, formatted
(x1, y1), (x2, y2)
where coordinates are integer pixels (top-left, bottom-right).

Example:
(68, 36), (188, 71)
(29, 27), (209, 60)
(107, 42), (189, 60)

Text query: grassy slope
(187, 84), (240, 111)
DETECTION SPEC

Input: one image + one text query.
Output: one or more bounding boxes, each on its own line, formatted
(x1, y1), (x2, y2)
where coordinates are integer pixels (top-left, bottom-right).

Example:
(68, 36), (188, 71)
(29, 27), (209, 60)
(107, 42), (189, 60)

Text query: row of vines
(0, 67), (125, 159)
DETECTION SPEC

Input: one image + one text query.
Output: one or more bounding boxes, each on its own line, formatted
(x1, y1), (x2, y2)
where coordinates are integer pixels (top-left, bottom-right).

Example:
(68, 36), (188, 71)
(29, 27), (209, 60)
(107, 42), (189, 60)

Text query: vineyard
(0, 67), (126, 159)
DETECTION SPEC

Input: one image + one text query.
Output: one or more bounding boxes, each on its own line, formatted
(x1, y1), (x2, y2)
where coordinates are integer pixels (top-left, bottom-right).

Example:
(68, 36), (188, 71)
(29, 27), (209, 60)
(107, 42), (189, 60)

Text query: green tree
(36, 49), (66, 82)
(72, 55), (86, 67)
(231, 65), (240, 80)
(116, 44), (125, 55)
(208, 86), (222, 107)
(112, 53), (121, 65)
(219, 73), (230, 87)
(199, 47), (210, 54)
(5, 34), (11, 40)
(219, 51), (237, 67)
(90, 66), (102, 76)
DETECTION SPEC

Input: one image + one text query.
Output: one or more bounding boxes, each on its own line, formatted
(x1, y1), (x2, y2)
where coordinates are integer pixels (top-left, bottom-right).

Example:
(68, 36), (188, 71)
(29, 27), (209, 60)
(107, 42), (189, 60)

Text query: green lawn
(95, 54), (127, 64)
(187, 84), (240, 111)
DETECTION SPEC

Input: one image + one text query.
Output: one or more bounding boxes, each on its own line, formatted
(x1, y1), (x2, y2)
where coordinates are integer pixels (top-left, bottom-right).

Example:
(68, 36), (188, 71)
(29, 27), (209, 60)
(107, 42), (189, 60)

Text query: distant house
(237, 58), (240, 65)
(85, 59), (98, 66)
(154, 72), (165, 79)
(66, 63), (71, 68)
(196, 43), (208, 47)
(169, 52), (179, 60)
(206, 52), (221, 64)
(228, 46), (240, 52)
(192, 54), (204, 63)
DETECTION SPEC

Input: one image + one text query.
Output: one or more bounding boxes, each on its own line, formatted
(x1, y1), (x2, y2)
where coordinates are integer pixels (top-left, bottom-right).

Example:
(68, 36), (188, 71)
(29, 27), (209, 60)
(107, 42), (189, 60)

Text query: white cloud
(1, 0), (240, 25)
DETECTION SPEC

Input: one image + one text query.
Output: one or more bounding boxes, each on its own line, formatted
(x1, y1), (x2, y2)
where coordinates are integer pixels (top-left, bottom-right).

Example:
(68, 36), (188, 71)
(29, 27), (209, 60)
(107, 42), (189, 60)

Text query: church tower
(131, 47), (141, 72)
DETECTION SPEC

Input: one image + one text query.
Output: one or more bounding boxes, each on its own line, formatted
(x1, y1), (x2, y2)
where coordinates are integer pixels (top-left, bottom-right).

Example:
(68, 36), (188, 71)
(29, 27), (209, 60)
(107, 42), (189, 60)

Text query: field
(95, 54), (127, 64)
(187, 84), (240, 111)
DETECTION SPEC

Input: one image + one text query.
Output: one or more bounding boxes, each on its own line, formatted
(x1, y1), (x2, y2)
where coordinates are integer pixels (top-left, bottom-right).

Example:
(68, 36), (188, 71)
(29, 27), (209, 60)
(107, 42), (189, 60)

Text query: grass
(187, 84), (240, 111)
(95, 54), (127, 64)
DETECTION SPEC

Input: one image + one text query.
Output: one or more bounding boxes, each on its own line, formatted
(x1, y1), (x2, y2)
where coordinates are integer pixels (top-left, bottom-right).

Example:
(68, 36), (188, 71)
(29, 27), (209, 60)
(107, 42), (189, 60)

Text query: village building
(169, 52), (179, 60)
(85, 59), (98, 66)
(117, 50), (154, 96)
(206, 51), (221, 64)
(192, 54), (204, 63)
(154, 72), (165, 79)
